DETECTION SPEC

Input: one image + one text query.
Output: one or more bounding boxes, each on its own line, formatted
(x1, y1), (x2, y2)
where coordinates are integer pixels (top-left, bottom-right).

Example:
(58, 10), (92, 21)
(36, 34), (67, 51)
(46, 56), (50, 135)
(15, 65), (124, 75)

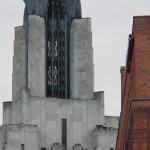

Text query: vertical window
(46, 0), (69, 99)
(2, 142), (6, 150)
(21, 144), (24, 150)
(62, 119), (67, 150)
(110, 148), (114, 150)
(94, 146), (98, 150)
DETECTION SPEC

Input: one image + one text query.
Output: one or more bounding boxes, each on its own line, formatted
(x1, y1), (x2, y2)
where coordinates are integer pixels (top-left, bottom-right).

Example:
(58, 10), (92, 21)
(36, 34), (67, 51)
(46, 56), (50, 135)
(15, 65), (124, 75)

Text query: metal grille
(46, 0), (67, 98)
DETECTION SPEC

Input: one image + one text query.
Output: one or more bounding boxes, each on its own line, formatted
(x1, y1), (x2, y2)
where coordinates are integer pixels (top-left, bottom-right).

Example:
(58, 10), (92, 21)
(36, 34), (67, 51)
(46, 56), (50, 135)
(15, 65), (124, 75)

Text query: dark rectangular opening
(110, 148), (114, 150)
(62, 119), (67, 150)
(21, 144), (24, 150)
(41, 148), (46, 150)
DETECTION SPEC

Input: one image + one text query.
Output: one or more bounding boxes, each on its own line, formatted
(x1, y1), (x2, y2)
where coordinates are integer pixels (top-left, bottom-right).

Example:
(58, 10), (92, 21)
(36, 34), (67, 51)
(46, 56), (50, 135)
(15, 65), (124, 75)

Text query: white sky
(0, 0), (150, 125)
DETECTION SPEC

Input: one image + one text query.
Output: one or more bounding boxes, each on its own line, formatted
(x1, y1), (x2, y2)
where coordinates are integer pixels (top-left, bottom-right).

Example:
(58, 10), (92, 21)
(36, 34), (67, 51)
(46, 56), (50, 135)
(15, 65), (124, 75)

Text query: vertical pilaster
(28, 15), (46, 97)
(70, 18), (94, 99)
(12, 26), (26, 100)
(120, 66), (126, 107)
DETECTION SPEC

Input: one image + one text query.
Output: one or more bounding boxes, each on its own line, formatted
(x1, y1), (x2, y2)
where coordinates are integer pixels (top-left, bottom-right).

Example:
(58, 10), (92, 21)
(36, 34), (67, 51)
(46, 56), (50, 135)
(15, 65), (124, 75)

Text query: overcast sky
(0, 0), (150, 125)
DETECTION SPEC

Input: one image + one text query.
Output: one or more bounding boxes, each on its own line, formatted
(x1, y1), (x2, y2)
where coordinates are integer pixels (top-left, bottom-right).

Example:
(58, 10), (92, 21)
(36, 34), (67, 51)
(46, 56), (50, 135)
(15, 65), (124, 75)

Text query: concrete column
(95, 92), (105, 125)
(70, 18), (94, 99)
(28, 15), (46, 97)
(12, 26), (26, 100)
(3, 102), (12, 124)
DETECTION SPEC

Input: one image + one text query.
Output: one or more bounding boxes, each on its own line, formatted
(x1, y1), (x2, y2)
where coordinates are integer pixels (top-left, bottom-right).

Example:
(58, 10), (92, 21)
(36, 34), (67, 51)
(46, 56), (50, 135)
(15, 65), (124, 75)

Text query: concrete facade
(1, 88), (119, 150)
(0, 15), (119, 150)
(12, 26), (26, 101)
(70, 18), (94, 100)
(28, 16), (46, 97)
(0, 124), (38, 150)
(93, 125), (118, 150)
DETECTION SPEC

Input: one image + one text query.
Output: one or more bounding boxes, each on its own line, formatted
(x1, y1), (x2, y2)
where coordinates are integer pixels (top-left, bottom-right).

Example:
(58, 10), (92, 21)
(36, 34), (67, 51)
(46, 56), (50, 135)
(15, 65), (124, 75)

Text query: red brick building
(116, 16), (150, 150)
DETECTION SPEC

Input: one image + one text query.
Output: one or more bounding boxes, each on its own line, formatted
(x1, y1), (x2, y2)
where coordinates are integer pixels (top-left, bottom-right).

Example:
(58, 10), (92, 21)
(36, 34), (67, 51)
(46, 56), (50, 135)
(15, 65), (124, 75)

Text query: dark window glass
(62, 119), (67, 150)
(110, 148), (114, 150)
(41, 148), (46, 150)
(21, 144), (24, 150)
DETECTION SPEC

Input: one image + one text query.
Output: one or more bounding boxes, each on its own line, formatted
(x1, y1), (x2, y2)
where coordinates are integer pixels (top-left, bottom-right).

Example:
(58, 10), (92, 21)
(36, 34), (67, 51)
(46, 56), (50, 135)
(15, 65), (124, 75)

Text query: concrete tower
(0, 0), (119, 150)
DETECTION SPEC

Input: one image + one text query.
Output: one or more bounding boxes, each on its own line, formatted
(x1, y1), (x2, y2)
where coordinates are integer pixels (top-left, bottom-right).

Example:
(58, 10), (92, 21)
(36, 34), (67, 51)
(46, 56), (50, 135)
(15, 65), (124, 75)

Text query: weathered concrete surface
(70, 18), (94, 100)
(93, 126), (118, 150)
(0, 124), (38, 150)
(1, 15), (119, 150)
(12, 26), (26, 101)
(28, 15), (46, 97)
(2, 88), (119, 150)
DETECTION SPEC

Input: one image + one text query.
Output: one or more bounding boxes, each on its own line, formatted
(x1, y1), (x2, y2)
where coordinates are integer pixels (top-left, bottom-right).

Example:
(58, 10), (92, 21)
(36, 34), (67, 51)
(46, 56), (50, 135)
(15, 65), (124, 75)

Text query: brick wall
(116, 16), (150, 150)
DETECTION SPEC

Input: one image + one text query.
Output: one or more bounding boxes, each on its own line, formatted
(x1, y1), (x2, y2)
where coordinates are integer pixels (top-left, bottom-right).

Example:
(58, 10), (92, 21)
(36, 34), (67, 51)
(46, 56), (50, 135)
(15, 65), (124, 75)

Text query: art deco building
(116, 16), (150, 150)
(0, 0), (119, 149)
